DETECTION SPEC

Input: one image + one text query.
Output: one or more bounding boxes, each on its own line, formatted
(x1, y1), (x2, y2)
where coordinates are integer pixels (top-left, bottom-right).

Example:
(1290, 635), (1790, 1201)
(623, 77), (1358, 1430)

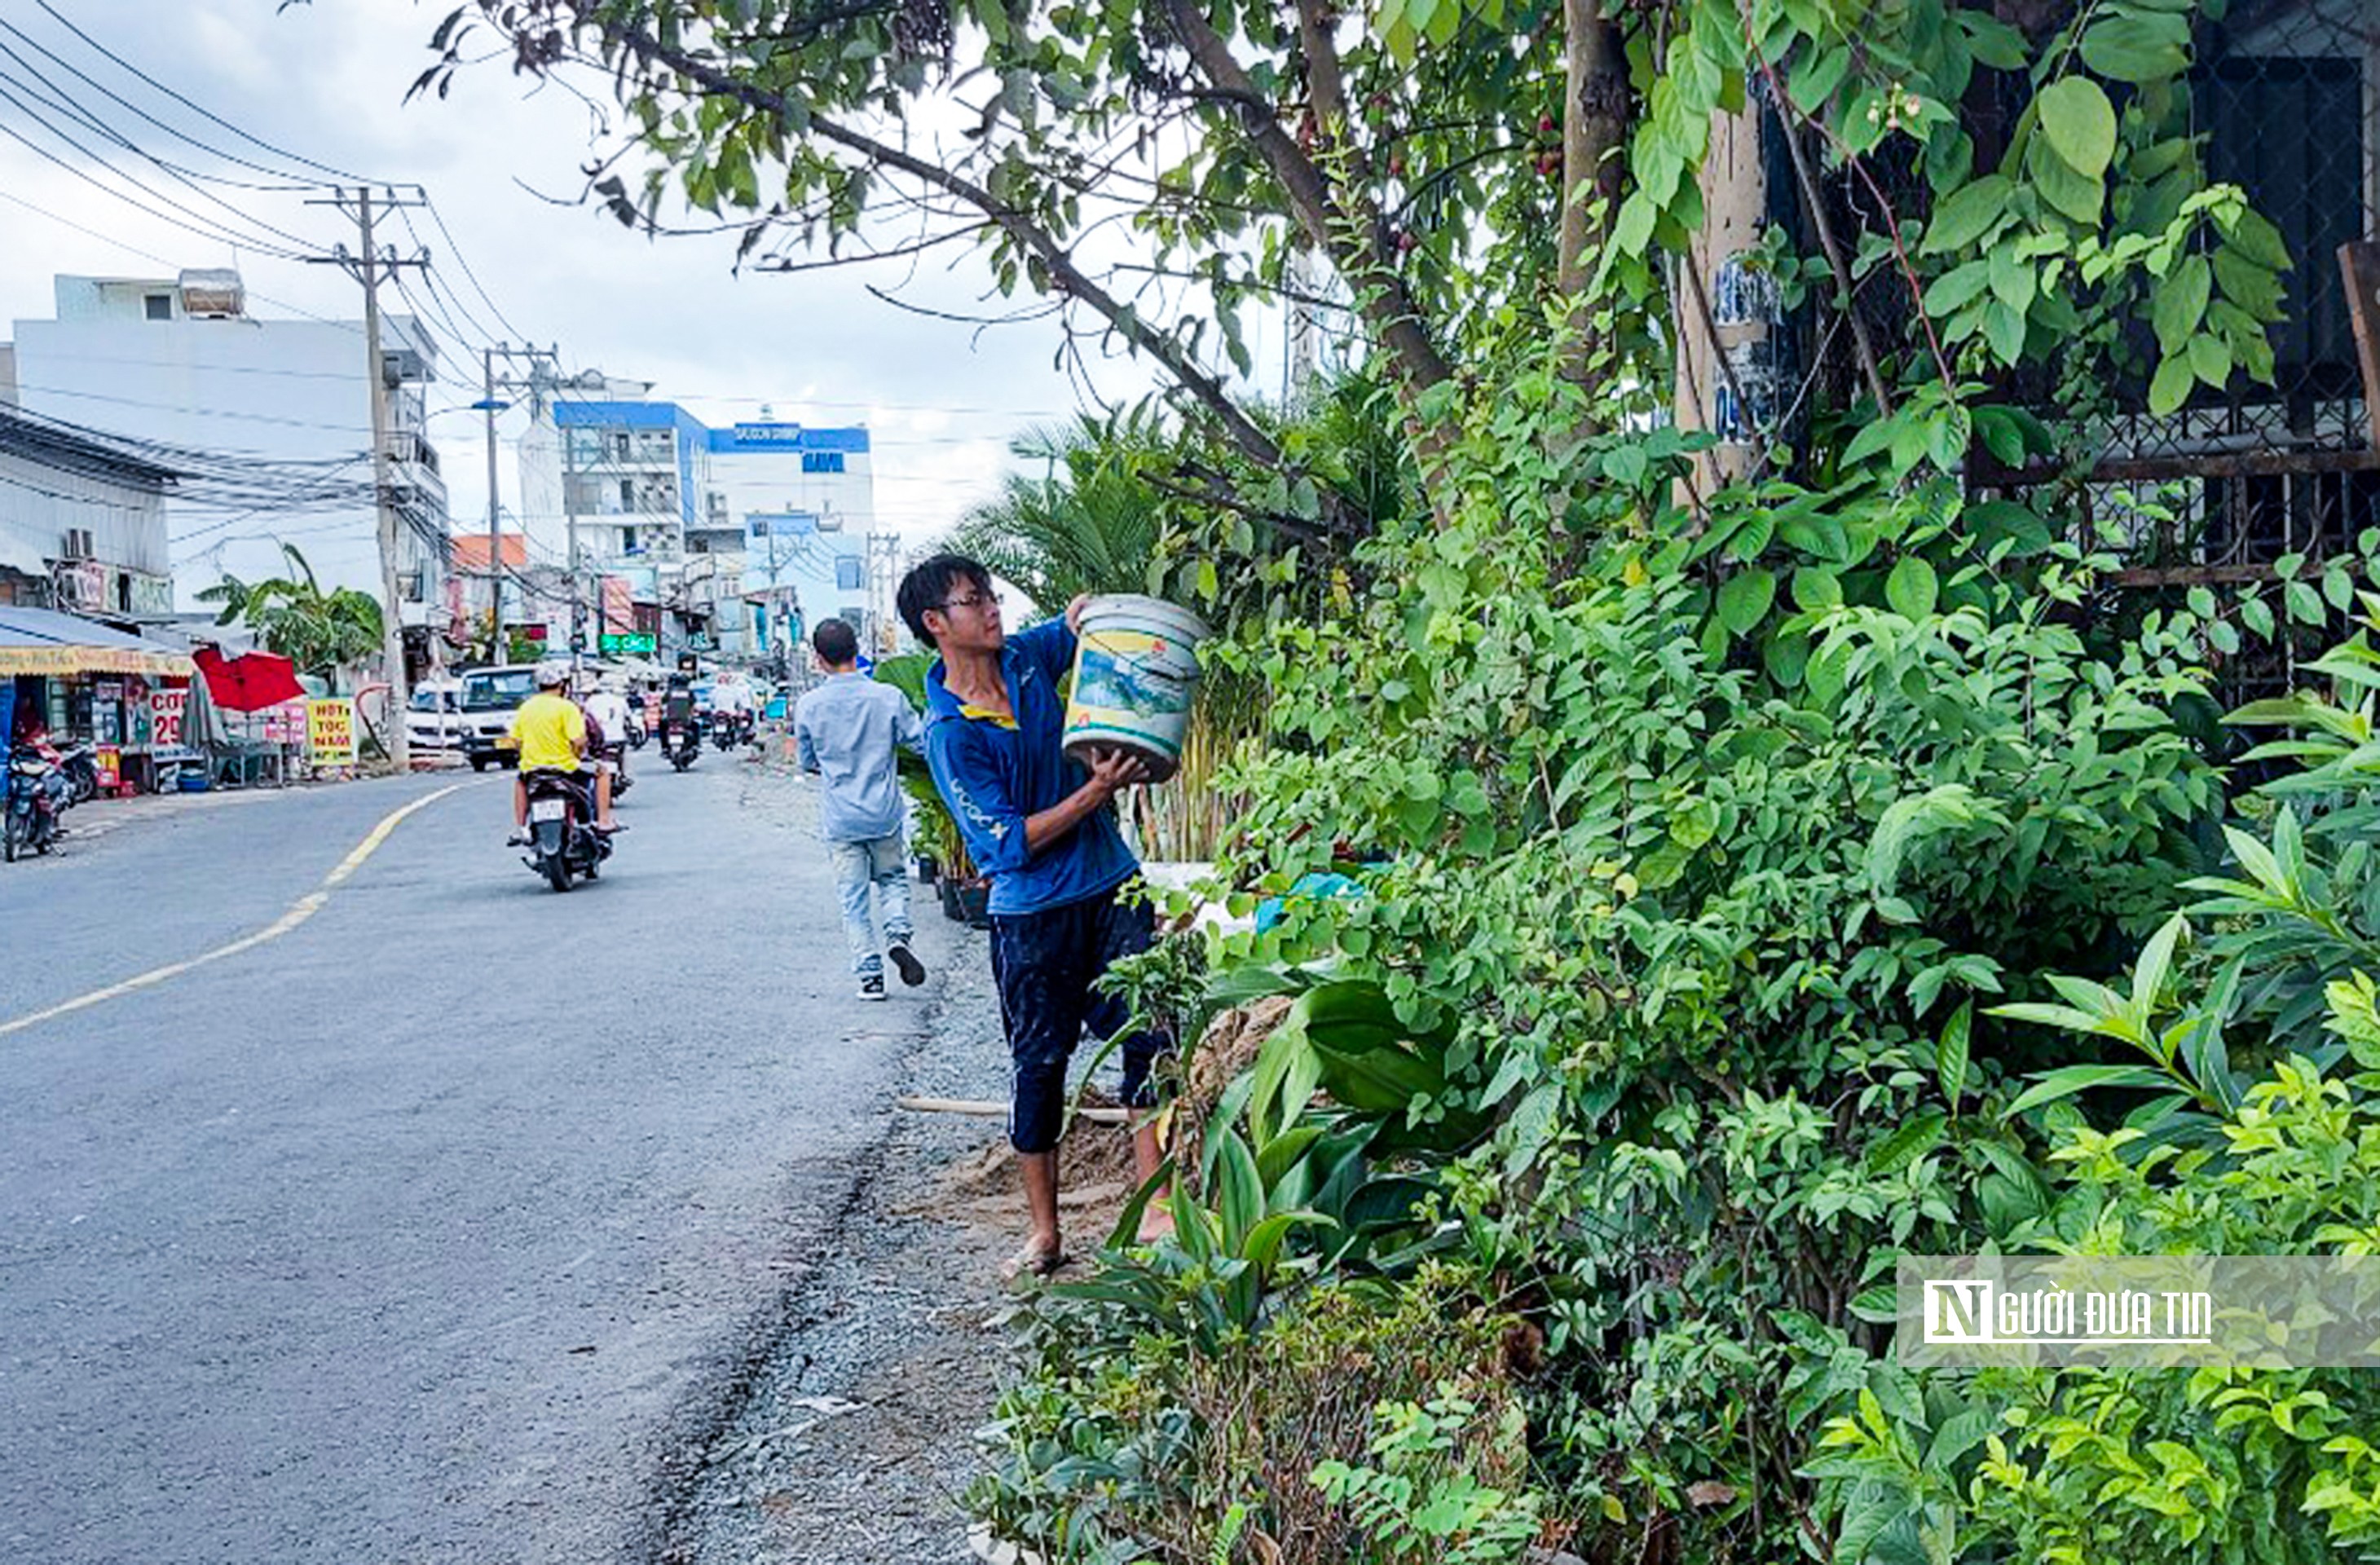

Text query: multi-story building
(540, 394), (875, 661)
(2, 270), (452, 650)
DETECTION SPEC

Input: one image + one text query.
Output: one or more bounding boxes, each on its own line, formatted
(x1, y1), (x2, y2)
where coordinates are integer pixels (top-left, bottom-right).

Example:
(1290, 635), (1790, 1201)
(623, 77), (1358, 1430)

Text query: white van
(457, 664), (543, 770)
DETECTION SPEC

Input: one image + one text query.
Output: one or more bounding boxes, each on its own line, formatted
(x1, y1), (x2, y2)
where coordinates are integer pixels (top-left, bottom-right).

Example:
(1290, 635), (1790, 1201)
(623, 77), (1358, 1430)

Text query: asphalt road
(0, 752), (953, 1564)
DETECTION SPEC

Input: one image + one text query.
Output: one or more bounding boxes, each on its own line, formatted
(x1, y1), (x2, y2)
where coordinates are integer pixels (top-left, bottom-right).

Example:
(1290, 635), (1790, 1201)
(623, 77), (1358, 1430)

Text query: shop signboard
(599, 632), (656, 655)
(261, 699), (305, 746)
(94, 681), (124, 745)
(306, 699), (357, 766)
(130, 572), (174, 617)
(149, 688), (186, 748)
(95, 745), (120, 793)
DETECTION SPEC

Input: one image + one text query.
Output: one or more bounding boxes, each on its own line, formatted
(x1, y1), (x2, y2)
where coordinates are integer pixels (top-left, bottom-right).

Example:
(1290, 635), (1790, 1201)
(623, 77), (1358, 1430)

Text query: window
(143, 293), (171, 320)
(622, 527), (639, 554)
(619, 479), (635, 510)
(566, 428), (604, 464)
(835, 557), (864, 590)
(802, 452), (846, 474)
(612, 432), (632, 461)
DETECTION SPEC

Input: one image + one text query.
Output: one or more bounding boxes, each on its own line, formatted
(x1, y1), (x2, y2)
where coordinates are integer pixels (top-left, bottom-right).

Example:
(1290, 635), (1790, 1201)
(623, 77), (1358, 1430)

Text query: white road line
(0, 783), (467, 1039)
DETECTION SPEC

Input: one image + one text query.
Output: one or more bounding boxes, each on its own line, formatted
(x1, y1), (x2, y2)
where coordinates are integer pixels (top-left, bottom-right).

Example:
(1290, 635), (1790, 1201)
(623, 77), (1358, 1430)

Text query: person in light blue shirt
(794, 618), (928, 1000)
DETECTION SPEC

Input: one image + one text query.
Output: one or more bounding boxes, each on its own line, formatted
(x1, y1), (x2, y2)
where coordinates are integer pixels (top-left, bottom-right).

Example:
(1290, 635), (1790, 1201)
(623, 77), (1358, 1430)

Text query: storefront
(0, 604), (196, 791)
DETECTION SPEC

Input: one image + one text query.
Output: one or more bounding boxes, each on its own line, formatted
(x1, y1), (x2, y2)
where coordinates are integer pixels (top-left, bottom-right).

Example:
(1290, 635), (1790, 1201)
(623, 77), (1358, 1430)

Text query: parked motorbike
(53, 741), (99, 805)
(518, 767), (611, 892)
(4, 746), (67, 862)
(663, 716), (699, 772)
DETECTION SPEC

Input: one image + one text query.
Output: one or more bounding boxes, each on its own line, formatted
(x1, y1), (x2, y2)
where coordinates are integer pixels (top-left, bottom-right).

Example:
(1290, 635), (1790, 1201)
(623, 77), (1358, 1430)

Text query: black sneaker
(888, 939), (926, 987)
(857, 974), (887, 1001)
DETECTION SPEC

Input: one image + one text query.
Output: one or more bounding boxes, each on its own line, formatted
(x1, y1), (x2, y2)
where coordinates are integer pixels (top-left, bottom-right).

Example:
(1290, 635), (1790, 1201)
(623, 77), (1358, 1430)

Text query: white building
(2, 270), (452, 633)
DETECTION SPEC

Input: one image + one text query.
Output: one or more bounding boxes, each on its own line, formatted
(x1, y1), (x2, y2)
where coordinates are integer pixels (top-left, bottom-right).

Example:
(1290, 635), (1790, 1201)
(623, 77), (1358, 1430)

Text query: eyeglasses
(937, 591), (993, 613)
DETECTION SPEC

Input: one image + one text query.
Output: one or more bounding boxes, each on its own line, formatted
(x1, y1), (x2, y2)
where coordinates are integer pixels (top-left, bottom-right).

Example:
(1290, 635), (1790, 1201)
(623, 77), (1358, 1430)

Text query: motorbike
(518, 767), (611, 892)
(53, 741), (99, 805)
(662, 714), (700, 772)
(599, 739), (633, 800)
(4, 746), (67, 862)
(710, 708), (751, 753)
(624, 712), (648, 750)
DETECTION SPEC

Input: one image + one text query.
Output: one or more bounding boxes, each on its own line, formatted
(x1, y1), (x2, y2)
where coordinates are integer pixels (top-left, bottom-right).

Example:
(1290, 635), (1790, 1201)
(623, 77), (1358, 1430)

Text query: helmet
(535, 660), (571, 688)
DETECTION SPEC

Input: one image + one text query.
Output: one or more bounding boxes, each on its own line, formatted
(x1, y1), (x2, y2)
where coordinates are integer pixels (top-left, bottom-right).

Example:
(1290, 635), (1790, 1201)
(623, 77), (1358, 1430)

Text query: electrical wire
(0, 83), (311, 262)
(0, 15), (320, 192)
(30, 0), (380, 186)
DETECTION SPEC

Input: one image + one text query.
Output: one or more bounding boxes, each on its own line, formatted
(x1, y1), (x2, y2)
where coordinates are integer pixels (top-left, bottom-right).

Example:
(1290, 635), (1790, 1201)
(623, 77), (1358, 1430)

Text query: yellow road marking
(0, 783), (466, 1039)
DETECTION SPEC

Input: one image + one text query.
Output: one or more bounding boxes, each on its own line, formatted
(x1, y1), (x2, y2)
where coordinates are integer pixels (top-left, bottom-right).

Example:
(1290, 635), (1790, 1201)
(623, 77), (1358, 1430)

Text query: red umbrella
(194, 646), (306, 712)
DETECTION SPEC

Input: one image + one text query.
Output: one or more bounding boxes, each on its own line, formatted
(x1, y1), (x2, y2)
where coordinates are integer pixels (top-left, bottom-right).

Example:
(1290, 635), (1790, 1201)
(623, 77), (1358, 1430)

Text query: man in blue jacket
(898, 553), (1167, 1280)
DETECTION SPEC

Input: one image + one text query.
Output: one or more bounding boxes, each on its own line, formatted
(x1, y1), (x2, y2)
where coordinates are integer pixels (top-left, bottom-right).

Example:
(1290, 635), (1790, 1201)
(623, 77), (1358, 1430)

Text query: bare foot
(999, 1236), (1068, 1282)
(1136, 1203), (1175, 1244)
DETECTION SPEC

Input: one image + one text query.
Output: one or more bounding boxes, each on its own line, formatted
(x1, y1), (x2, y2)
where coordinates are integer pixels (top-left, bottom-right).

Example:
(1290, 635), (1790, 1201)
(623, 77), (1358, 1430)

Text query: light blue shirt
(794, 672), (924, 842)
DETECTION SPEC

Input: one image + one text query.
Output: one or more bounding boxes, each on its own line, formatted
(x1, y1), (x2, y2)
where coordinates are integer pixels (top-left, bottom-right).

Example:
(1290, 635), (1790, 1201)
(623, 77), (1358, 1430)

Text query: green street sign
(598, 632), (657, 655)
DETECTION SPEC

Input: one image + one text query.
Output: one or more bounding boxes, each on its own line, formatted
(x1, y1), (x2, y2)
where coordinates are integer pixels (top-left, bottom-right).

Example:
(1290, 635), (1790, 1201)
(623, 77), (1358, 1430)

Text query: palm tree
(196, 543), (384, 690)
(950, 413), (1168, 615)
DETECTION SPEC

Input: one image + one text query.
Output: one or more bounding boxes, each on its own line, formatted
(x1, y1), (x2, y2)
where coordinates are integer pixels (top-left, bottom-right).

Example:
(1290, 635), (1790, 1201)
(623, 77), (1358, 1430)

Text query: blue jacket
(923, 619), (1137, 917)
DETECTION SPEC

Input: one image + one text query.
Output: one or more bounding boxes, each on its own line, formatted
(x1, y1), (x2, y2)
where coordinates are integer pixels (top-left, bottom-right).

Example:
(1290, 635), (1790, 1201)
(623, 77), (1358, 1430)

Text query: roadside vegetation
(419, 0), (2380, 1556)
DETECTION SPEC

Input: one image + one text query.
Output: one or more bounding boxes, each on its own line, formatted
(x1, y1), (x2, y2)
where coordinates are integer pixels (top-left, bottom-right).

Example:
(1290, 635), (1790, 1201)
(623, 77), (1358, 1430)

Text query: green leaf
(2131, 914), (2188, 1018)
(2030, 143), (2105, 225)
(1983, 298), (2027, 366)
(1922, 176), (2012, 255)
(1717, 568), (1777, 634)
(2152, 255), (2211, 355)
(1885, 554), (1939, 619)
(1255, 1125), (1325, 1190)
(2229, 208), (2292, 272)
(2188, 333), (2231, 390)
(1922, 259), (1990, 316)
(1867, 1112), (1948, 1175)
(2078, 11), (2191, 82)
(1959, 11), (2029, 70)
(2036, 77), (2118, 179)
(1792, 565), (1844, 612)
(2149, 354), (2195, 416)
(2002, 1064), (2174, 1118)
(1938, 1001), (1972, 1107)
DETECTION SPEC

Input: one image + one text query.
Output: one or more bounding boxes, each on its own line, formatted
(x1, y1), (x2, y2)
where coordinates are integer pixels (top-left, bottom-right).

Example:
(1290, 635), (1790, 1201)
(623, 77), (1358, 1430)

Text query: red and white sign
(149, 688), (186, 748)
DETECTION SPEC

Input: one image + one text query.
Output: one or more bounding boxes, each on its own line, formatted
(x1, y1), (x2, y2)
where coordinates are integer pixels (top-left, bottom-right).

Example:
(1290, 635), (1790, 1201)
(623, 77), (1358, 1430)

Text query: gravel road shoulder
(661, 752), (1138, 1565)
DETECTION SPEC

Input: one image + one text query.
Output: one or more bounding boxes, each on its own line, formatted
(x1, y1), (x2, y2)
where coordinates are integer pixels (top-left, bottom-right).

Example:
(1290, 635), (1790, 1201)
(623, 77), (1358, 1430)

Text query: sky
(0, 0), (1285, 553)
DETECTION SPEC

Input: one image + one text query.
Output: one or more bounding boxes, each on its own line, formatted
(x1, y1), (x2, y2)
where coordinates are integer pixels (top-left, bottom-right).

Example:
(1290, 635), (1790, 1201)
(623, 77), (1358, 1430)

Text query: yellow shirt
(509, 692), (585, 772)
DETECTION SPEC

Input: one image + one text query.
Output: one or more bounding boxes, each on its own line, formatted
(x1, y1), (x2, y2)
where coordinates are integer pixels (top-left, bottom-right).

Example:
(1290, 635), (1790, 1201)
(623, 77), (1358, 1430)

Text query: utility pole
(472, 343), (562, 665)
(307, 184), (430, 771)
(483, 346), (503, 659)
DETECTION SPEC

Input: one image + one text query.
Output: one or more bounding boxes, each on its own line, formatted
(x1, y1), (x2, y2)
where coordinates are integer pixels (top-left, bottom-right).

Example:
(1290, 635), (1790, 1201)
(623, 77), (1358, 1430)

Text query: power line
(0, 14), (319, 192)
(30, 0), (378, 186)
(0, 82), (311, 262)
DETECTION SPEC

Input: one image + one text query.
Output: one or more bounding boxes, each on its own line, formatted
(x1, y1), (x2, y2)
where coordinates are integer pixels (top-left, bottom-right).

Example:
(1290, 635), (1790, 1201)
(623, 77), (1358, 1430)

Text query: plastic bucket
(1062, 594), (1212, 785)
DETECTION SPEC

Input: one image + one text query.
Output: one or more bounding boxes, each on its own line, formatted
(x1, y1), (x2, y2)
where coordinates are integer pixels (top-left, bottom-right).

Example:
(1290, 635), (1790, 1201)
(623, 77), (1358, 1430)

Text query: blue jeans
(831, 834), (913, 976)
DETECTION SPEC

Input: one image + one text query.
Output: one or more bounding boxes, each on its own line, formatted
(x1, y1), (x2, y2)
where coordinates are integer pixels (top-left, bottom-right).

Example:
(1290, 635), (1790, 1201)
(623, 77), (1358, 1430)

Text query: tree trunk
(1555, 0), (1629, 382)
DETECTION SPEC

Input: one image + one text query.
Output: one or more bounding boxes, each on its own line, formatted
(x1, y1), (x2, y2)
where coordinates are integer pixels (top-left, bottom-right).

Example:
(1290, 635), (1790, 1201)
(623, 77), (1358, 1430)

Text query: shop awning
(0, 605), (196, 678)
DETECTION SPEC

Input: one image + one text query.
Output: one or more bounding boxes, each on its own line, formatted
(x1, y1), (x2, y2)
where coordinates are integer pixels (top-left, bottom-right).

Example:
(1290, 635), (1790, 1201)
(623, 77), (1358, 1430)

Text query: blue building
(549, 399), (876, 662)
